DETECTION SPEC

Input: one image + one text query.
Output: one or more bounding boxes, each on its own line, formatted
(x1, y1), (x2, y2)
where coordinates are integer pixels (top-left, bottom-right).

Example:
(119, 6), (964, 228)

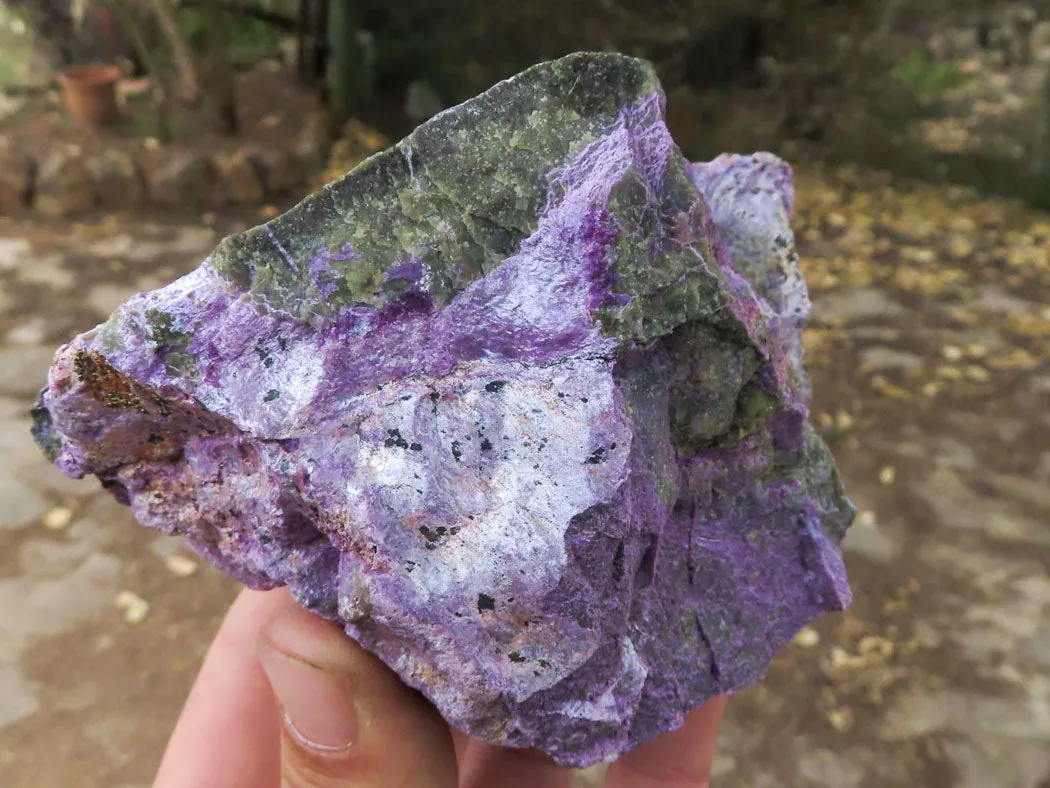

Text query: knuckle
(281, 738), (361, 788)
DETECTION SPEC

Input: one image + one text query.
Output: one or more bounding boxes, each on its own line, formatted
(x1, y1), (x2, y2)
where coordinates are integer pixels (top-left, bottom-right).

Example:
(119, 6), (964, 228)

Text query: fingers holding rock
(258, 603), (458, 788)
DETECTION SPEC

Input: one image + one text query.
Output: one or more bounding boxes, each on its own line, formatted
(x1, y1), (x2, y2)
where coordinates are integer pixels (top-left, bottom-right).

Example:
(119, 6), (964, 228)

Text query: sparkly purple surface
(35, 57), (853, 767)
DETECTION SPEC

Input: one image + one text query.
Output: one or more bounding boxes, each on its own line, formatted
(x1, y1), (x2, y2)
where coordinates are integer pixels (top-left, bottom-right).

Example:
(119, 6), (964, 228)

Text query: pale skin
(154, 588), (725, 788)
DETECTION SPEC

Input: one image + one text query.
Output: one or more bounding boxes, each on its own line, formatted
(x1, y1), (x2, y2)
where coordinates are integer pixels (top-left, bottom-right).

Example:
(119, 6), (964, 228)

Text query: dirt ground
(0, 164), (1048, 787)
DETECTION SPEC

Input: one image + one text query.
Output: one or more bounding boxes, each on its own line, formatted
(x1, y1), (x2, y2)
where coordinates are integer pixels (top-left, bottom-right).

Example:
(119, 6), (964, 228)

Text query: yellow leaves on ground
(871, 375), (913, 400)
(1006, 309), (1050, 339)
(965, 365), (991, 383)
(320, 118), (391, 185)
(793, 164), (1050, 290)
(892, 265), (966, 294)
(793, 163), (1047, 402)
(987, 347), (1039, 370)
(807, 579), (933, 727)
(948, 236), (975, 259)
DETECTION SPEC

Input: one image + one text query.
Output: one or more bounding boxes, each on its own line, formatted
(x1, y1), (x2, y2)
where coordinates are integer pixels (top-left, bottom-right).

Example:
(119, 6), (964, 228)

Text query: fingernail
(260, 648), (358, 751)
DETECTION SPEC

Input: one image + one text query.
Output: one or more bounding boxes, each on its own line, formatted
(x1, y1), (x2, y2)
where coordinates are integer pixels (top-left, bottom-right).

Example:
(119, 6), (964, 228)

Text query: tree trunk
(106, 0), (173, 141)
(296, 0), (313, 83)
(202, 5), (239, 134)
(296, 0), (327, 86)
(142, 0), (200, 102)
(326, 0), (370, 129)
(313, 0), (329, 85)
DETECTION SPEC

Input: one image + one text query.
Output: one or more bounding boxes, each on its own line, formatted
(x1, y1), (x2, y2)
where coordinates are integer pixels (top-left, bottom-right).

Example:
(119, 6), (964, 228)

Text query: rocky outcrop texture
(32, 53), (854, 767)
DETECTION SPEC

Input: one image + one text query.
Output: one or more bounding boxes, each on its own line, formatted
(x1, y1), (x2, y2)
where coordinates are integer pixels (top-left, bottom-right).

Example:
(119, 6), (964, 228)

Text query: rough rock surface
(252, 145), (304, 198)
(32, 53), (853, 767)
(213, 150), (265, 205)
(148, 152), (216, 207)
(35, 149), (95, 217)
(87, 150), (145, 211)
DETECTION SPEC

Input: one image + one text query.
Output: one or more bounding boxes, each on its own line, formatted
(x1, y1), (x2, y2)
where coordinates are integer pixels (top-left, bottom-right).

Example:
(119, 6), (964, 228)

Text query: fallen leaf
(115, 591), (150, 624)
(830, 646), (867, 670)
(165, 555), (198, 578)
(826, 212), (848, 228)
(835, 410), (855, 431)
(826, 707), (854, 732)
(794, 627), (821, 648)
(42, 506), (73, 530)
(988, 348), (1037, 370)
(965, 365), (991, 382)
(948, 237), (974, 259)
(871, 375), (913, 399)
(858, 635), (895, 660)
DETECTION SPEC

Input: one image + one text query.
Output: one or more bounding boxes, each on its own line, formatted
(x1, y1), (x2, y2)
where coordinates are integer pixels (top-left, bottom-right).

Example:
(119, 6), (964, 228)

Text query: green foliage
(1, 2), (27, 25)
(0, 1), (36, 87)
(177, 7), (280, 64)
(891, 52), (972, 100)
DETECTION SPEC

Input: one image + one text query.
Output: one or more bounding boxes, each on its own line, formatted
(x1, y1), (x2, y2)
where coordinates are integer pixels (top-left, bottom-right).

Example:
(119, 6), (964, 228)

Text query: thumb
(258, 601), (458, 788)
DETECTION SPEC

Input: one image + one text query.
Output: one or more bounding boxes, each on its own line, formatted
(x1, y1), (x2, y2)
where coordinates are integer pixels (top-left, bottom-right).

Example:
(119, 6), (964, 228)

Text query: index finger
(604, 696), (726, 788)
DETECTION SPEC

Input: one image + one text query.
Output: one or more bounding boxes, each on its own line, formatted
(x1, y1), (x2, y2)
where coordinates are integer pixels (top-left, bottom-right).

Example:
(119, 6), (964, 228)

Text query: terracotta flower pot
(58, 65), (123, 128)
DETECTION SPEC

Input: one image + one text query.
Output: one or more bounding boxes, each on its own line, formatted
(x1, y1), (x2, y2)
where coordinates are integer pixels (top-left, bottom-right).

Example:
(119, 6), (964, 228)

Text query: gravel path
(0, 168), (1047, 786)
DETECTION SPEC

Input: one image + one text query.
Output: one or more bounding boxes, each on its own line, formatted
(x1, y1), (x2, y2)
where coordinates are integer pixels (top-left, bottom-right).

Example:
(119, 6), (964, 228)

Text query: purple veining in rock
(32, 53), (854, 767)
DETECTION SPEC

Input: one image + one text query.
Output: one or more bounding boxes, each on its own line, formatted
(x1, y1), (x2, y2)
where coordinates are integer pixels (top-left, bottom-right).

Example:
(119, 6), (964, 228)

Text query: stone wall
(0, 138), (320, 217)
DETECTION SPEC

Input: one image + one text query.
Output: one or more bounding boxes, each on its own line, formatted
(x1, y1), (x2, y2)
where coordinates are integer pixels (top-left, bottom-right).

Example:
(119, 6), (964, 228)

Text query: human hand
(154, 588), (725, 788)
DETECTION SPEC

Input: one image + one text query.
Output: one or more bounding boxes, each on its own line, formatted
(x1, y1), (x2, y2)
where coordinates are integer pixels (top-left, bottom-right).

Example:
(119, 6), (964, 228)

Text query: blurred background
(0, 1), (1048, 786)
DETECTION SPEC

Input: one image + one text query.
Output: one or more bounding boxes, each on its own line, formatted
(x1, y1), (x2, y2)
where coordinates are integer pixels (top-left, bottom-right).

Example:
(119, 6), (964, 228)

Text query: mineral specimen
(32, 53), (854, 767)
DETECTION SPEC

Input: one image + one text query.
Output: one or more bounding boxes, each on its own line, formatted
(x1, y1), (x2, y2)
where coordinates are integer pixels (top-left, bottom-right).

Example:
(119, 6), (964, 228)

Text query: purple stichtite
(32, 53), (854, 767)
